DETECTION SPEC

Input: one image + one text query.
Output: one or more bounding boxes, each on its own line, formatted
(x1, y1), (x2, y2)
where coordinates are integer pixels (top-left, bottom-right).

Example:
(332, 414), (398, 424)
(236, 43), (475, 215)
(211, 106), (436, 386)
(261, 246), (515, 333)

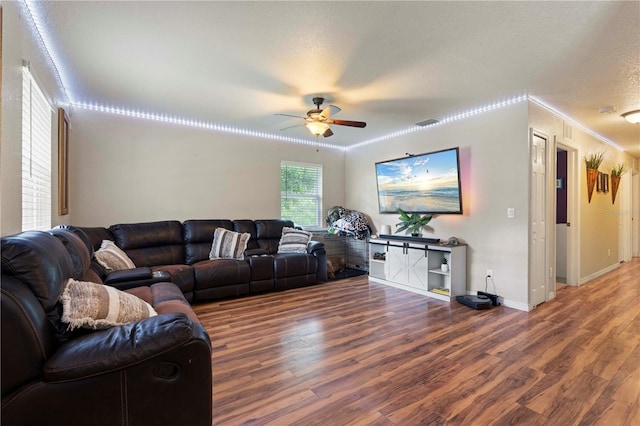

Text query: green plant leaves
(395, 208), (433, 234)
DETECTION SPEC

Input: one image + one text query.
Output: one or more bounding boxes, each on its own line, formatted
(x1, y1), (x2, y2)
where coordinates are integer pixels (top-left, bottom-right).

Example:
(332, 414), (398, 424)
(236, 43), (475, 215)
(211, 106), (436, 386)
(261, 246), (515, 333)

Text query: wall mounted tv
(375, 147), (463, 214)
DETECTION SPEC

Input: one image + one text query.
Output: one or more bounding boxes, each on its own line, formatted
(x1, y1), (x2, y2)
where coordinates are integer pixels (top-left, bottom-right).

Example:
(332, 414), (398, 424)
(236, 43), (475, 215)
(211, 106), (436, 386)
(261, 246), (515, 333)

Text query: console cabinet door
(406, 246), (428, 289)
(386, 244), (408, 284)
(385, 244), (428, 289)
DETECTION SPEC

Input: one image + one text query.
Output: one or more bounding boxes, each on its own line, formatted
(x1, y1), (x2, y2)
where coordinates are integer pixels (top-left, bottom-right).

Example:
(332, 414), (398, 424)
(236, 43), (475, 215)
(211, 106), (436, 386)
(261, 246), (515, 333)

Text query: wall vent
(563, 121), (573, 141)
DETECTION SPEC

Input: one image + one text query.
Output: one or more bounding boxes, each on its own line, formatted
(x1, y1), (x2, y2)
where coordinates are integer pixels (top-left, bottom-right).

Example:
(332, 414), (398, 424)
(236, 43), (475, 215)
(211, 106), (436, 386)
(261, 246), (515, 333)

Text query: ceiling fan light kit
(621, 109), (640, 124)
(277, 97), (367, 138)
(306, 121), (330, 136)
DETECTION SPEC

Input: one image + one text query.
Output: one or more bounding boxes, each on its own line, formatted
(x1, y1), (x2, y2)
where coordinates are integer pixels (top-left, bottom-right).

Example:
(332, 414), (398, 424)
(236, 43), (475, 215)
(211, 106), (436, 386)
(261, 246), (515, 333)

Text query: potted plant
(395, 208), (433, 237)
(610, 163), (629, 204)
(584, 150), (606, 203)
(441, 257), (449, 272)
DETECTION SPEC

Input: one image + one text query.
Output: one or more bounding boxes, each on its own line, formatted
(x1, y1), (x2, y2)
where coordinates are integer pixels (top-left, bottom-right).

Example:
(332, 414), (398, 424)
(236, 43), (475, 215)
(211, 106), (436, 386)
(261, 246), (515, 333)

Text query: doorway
(555, 141), (578, 287)
(556, 148), (568, 284)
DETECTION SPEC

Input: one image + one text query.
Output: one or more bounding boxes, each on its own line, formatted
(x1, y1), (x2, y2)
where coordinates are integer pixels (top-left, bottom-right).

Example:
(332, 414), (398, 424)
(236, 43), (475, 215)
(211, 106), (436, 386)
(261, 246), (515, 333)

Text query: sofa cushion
(151, 264), (195, 295)
(110, 221), (185, 267)
(49, 228), (93, 281)
(61, 279), (157, 330)
(125, 282), (199, 324)
(95, 240), (136, 272)
(192, 259), (251, 290)
(255, 220), (294, 253)
(183, 219), (234, 264)
(1, 231), (74, 313)
(277, 227), (312, 254)
(233, 220), (259, 250)
(76, 226), (114, 252)
(209, 228), (250, 260)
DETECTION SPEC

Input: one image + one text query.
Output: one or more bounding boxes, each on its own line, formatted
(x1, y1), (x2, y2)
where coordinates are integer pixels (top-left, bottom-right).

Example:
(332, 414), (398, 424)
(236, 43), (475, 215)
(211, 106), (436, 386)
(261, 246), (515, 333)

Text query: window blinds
(281, 161), (323, 228)
(22, 68), (52, 231)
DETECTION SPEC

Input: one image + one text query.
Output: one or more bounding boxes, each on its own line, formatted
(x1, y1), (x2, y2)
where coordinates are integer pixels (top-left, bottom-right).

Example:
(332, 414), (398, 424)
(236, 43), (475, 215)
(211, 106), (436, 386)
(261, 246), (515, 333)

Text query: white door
(620, 172), (633, 262)
(530, 130), (548, 308)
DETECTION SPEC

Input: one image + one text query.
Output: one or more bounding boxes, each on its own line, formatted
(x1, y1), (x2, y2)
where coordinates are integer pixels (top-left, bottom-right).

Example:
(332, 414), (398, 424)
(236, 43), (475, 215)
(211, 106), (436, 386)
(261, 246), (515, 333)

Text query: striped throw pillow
(277, 227), (312, 253)
(209, 228), (251, 260)
(95, 240), (136, 272)
(60, 279), (157, 330)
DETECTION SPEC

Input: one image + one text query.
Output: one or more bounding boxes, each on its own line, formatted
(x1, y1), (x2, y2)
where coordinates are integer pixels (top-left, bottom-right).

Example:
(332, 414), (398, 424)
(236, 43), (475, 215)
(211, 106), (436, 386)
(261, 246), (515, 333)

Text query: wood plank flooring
(193, 258), (640, 425)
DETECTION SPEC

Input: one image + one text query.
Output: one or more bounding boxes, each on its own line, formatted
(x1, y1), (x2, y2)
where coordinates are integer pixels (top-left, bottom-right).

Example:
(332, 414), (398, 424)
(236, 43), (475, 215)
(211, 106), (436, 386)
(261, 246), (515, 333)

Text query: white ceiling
(36, 1), (640, 156)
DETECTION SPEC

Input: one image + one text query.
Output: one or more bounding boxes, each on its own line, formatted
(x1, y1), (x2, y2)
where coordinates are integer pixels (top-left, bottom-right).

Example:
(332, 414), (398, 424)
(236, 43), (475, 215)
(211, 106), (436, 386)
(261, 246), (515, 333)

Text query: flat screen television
(375, 147), (463, 214)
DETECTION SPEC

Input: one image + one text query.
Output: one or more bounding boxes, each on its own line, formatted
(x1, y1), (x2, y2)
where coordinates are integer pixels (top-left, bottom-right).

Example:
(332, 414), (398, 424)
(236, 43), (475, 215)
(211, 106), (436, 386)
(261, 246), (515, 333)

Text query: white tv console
(368, 236), (467, 302)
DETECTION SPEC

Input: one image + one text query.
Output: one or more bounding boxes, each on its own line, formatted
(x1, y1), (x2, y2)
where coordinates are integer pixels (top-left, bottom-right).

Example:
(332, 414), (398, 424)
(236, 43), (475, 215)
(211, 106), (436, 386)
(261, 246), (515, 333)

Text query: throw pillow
(94, 240), (136, 272)
(209, 228), (251, 260)
(277, 227), (312, 253)
(60, 279), (157, 330)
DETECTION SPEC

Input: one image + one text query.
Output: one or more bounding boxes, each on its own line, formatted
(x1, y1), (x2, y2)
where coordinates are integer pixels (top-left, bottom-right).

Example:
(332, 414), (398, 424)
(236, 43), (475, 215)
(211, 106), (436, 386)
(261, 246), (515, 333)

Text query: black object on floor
(333, 268), (368, 280)
(456, 295), (493, 310)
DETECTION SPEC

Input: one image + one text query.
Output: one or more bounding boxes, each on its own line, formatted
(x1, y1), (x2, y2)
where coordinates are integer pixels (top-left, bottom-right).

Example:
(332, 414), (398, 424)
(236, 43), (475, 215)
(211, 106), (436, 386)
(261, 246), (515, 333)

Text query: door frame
(555, 138), (579, 286)
(529, 128), (551, 309)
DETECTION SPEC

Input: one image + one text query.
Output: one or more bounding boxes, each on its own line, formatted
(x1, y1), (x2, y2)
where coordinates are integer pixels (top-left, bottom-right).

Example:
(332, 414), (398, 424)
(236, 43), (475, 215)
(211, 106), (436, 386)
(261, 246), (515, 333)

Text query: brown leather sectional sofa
(77, 219), (328, 302)
(1, 219), (326, 424)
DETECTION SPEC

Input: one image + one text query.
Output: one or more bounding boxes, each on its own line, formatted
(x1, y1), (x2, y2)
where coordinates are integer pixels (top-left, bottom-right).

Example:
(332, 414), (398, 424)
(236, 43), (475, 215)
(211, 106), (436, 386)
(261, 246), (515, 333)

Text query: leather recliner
(1, 230), (212, 425)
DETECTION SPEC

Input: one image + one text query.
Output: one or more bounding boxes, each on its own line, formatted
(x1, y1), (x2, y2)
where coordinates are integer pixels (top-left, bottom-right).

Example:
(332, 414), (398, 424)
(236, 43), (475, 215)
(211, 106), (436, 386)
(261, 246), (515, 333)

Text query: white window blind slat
(22, 68), (52, 231)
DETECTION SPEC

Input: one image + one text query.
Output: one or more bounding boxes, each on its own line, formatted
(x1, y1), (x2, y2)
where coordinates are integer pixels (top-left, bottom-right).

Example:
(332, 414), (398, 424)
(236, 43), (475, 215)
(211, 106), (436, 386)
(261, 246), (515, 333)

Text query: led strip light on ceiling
(22, 0), (625, 152)
(72, 102), (341, 150)
(528, 96), (623, 152)
(348, 95), (529, 150)
(20, 0), (71, 106)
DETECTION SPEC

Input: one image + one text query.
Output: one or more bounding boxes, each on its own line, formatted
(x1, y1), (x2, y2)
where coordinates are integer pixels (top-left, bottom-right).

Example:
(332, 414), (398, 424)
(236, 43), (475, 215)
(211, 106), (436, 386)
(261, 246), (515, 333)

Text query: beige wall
(1, 1), (67, 236)
(69, 108), (346, 227)
(528, 101), (635, 283)
(345, 102), (532, 308)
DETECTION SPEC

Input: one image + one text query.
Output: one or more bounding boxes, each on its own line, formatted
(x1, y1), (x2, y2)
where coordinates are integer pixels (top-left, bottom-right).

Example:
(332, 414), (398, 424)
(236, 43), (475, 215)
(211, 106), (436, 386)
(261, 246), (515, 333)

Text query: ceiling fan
(276, 97), (367, 138)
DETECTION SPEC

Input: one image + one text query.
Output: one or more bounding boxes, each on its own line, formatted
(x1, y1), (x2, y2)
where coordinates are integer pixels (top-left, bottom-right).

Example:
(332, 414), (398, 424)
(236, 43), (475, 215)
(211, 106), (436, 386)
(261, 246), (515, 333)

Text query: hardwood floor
(193, 258), (640, 425)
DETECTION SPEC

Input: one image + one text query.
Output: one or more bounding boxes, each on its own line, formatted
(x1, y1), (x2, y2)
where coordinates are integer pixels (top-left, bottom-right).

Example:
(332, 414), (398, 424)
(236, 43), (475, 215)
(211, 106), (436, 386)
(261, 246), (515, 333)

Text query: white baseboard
(501, 298), (530, 312)
(578, 263), (620, 285)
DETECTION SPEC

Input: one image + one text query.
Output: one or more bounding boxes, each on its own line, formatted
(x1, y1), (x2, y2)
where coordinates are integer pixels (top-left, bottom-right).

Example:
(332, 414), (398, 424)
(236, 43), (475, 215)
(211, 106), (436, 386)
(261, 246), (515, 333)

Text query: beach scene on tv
(376, 149), (462, 213)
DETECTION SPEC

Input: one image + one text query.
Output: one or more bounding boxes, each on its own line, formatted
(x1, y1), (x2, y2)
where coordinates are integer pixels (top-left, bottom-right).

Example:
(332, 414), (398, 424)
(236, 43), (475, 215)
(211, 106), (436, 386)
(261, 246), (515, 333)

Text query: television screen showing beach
(376, 148), (462, 213)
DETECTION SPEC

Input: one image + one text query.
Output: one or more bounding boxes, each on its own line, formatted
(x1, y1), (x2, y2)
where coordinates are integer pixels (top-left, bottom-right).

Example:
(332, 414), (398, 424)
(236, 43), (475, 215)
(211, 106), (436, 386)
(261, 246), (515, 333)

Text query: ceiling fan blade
(322, 128), (334, 137)
(330, 119), (367, 128)
(280, 124), (303, 131)
(275, 113), (306, 119)
(320, 105), (341, 120)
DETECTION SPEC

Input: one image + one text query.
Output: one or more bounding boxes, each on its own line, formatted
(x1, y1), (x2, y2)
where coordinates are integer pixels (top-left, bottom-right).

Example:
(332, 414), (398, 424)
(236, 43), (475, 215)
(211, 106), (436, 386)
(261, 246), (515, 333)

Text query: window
(22, 68), (52, 231)
(281, 161), (323, 228)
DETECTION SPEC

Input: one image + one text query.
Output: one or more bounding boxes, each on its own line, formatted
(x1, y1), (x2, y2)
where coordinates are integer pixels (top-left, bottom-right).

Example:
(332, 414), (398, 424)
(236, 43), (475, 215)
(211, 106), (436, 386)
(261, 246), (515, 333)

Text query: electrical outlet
(486, 269), (493, 278)
(607, 249), (611, 256)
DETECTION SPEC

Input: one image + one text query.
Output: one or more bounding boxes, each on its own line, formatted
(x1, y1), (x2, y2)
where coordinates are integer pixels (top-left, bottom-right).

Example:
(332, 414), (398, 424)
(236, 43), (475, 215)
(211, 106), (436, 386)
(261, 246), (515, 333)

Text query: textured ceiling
(35, 1), (640, 156)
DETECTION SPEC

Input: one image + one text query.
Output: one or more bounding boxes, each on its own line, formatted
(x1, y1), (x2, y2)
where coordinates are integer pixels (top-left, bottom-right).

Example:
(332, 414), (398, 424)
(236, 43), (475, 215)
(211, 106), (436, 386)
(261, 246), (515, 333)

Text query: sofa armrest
(105, 269), (172, 291)
(307, 240), (325, 255)
(104, 266), (153, 284)
(245, 248), (269, 257)
(43, 313), (210, 382)
(307, 241), (328, 282)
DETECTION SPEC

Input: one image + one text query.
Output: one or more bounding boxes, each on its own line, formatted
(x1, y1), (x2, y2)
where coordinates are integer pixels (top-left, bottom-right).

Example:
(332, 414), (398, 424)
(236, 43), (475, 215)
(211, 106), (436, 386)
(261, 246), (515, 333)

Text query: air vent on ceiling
(416, 118), (440, 127)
